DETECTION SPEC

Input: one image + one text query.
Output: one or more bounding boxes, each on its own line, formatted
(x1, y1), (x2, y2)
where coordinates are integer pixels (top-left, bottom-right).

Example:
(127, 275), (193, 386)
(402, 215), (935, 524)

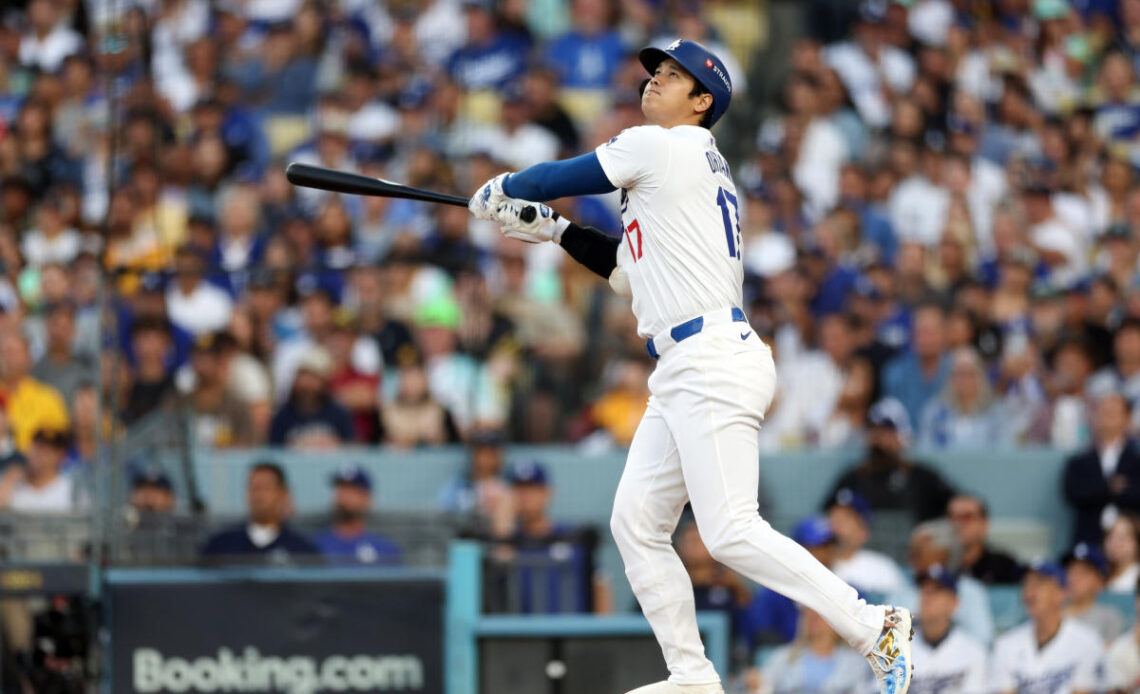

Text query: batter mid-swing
(469, 40), (914, 694)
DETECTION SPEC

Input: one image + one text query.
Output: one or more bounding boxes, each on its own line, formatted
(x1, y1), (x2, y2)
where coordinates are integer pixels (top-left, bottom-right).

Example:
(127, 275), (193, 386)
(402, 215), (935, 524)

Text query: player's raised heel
(624, 681), (724, 694)
(866, 606), (914, 694)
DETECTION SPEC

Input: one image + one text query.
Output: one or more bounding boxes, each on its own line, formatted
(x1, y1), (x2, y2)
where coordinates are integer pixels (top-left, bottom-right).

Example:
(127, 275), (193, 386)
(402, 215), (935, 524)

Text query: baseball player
(990, 561), (1104, 694)
(468, 40), (913, 694)
(908, 565), (987, 694)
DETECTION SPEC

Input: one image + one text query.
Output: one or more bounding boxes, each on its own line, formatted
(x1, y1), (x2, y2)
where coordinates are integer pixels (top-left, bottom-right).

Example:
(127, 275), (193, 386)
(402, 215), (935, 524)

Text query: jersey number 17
(717, 187), (742, 259)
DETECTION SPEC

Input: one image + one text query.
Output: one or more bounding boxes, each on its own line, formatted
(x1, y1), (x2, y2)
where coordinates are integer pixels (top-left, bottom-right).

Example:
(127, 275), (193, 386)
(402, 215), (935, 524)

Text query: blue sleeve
(502, 152), (617, 201)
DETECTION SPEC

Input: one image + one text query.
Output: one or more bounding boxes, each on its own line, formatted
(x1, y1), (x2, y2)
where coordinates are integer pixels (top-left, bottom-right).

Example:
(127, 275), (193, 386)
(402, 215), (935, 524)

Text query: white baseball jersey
(910, 627), (987, 694)
(1105, 629), (1140, 692)
(990, 619), (1104, 694)
(594, 125), (743, 338)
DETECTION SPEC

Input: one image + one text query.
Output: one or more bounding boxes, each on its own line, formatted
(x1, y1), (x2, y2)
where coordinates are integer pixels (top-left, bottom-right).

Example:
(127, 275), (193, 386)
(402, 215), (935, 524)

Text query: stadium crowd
(13, 0), (1140, 690)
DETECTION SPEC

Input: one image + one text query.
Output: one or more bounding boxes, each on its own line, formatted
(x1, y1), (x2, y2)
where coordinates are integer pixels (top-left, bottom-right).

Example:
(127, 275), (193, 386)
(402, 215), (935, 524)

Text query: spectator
(1063, 392), (1140, 546)
(1105, 576), (1140, 693)
(18, 0), (83, 73)
(312, 465), (401, 565)
(588, 356), (651, 447)
(0, 332), (69, 452)
(200, 462), (318, 563)
(673, 520), (751, 641)
(909, 565), (988, 694)
(741, 516), (836, 648)
(446, 0), (529, 91)
(990, 561), (1105, 694)
(1087, 318), (1140, 418)
(499, 461), (600, 614)
(0, 429), (84, 513)
(1038, 338), (1096, 449)
(438, 428), (514, 538)
(123, 317), (178, 425)
(544, 0), (626, 90)
(752, 607), (873, 694)
(129, 470), (175, 514)
(881, 303), (951, 426)
(824, 488), (906, 594)
(268, 345), (355, 449)
(380, 357), (460, 447)
(1105, 513), (1140, 593)
(183, 333), (254, 448)
(165, 245), (234, 337)
(21, 197), (80, 268)
(325, 314), (382, 443)
(947, 494), (1024, 585)
(1063, 542), (1126, 643)
(30, 301), (93, 403)
(888, 520), (994, 645)
(918, 347), (1007, 447)
(827, 398), (955, 525)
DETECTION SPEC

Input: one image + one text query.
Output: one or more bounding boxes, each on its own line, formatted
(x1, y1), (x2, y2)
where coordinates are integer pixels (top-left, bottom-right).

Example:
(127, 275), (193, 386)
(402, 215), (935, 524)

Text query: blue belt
(646, 307), (747, 359)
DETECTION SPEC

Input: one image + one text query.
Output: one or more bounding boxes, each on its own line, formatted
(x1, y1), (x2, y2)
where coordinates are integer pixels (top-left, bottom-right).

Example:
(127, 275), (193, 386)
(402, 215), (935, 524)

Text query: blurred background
(3, 0), (1140, 691)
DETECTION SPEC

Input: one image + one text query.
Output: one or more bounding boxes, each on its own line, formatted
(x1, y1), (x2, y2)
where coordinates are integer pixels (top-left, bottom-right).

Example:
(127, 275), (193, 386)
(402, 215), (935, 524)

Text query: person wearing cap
(470, 36), (914, 694)
(909, 565), (988, 694)
(1064, 542), (1126, 642)
(740, 516), (840, 649)
(826, 488), (907, 595)
(166, 244), (234, 337)
(1063, 391), (1140, 547)
(129, 469), (175, 514)
(1104, 575), (1140, 693)
(201, 462), (318, 563)
(0, 332), (69, 452)
(828, 398), (956, 526)
(183, 332), (255, 448)
(312, 465), (401, 566)
(947, 494), (1024, 585)
(469, 82), (559, 171)
(267, 345), (355, 448)
(438, 428), (514, 538)
(888, 521), (994, 646)
(499, 461), (600, 614)
(0, 427), (86, 513)
(990, 560), (1105, 694)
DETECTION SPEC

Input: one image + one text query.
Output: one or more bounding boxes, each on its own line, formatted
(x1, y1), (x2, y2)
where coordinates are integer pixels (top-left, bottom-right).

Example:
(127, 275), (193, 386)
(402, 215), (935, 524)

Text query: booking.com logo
(133, 647), (425, 693)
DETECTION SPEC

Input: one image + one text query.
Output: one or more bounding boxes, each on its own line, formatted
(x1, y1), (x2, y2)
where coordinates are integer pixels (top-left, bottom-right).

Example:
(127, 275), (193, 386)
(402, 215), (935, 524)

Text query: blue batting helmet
(638, 39), (733, 127)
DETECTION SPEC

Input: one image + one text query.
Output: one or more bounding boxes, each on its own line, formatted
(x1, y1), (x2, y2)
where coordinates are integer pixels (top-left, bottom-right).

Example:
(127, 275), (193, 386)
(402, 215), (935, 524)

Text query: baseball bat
(285, 162), (536, 222)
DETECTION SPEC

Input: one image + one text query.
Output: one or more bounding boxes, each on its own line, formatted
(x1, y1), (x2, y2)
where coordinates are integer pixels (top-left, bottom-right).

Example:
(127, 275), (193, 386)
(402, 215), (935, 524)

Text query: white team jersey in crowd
(990, 618), (1104, 694)
(1105, 629), (1140, 692)
(909, 627), (987, 694)
(594, 125), (744, 338)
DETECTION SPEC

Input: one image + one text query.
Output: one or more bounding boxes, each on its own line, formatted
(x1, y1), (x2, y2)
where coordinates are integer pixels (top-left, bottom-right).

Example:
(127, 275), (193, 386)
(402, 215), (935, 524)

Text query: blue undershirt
(502, 153), (616, 201)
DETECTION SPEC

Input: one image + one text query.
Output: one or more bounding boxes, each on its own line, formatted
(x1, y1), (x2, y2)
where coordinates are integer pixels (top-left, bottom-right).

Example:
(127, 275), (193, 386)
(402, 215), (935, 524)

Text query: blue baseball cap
(331, 464), (372, 491)
(917, 564), (959, 593)
(793, 516), (836, 548)
(1027, 559), (1067, 587)
(1063, 542), (1109, 577)
(828, 488), (873, 526)
(508, 460), (549, 486)
(639, 39), (733, 127)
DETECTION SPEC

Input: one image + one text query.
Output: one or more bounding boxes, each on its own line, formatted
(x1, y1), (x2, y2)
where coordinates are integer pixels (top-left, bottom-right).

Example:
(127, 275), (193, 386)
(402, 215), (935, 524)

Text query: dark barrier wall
(106, 570), (444, 694)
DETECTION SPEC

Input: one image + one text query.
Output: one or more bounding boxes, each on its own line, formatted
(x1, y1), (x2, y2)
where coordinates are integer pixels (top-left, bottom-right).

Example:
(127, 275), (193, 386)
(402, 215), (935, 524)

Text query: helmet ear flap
(638, 79), (650, 98)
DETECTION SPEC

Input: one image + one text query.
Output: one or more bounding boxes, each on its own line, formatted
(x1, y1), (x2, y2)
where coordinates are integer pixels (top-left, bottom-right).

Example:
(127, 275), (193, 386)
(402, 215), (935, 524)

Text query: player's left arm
(469, 153), (616, 220)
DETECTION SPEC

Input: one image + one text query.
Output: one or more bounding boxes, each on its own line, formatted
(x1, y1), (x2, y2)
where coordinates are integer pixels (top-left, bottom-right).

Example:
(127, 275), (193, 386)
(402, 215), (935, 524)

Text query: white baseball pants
(610, 321), (884, 685)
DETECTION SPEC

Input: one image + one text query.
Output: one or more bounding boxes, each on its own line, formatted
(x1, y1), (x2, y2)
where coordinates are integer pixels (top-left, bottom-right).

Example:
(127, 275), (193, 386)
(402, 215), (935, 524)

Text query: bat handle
(520, 205), (537, 224)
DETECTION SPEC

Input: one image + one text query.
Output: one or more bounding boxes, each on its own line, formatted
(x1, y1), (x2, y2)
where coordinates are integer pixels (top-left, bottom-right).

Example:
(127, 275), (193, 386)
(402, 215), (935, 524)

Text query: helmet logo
(705, 59), (713, 68)
(667, 39), (683, 51)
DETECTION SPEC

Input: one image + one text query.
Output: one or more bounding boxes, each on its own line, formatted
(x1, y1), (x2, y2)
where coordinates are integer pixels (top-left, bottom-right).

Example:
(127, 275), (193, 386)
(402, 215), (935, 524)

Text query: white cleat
(866, 606), (914, 694)
(625, 682), (724, 694)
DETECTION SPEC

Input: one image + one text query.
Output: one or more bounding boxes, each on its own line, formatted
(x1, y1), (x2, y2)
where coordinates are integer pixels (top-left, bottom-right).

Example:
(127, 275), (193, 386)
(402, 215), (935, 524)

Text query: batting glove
(468, 173), (510, 221)
(496, 198), (570, 244)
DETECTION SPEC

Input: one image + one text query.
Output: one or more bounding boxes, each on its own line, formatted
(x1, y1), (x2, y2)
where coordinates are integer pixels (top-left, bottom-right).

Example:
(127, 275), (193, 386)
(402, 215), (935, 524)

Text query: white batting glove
(468, 173), (510, 221)
(496, 198), (570, 244)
